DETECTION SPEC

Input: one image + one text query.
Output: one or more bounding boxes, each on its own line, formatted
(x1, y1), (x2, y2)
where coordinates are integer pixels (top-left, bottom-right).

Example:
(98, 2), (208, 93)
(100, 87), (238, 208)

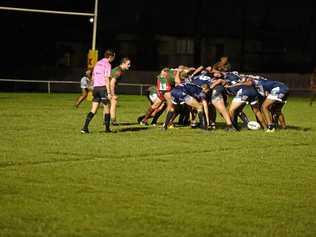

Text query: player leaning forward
(81, 50), (116, 133)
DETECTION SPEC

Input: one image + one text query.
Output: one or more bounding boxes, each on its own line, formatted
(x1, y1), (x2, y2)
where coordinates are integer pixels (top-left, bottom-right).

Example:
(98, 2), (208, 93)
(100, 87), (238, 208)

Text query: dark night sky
(1, 0), (316, 77)
(2, 1), (315, 39)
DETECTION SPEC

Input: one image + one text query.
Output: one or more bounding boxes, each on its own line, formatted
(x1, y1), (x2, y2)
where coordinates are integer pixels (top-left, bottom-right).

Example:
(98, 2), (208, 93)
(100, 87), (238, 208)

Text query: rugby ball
(247, 121), (261, 130)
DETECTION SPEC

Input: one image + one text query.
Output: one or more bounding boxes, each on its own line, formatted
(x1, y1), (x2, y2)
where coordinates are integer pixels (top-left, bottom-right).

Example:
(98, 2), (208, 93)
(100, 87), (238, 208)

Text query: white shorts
(232, 97), (247, 104)
(267, 87), (286, 102)
(149, 93), (158, 103)
(80, 77), (90, 89)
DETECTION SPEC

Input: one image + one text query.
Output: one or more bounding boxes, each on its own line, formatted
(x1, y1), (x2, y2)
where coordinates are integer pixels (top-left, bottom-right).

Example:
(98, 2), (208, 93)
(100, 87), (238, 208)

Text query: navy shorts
(92, 86), (109, 104)
(171, 86), (188, 104)
(211, 85), (225, 101)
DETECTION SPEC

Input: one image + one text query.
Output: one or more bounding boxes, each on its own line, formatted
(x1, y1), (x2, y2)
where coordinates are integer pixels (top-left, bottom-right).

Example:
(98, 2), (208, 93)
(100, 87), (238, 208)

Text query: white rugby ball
(247, 121), (261, 130)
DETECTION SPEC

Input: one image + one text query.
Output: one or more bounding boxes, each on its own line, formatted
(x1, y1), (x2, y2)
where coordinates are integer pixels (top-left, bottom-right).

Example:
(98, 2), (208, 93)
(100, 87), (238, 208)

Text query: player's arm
(104, 75), (111, 99)
(210, 78), (225, 89)
(189, 66), (204, 77)
(87, 77), (93, 91)
(226, 78), (253, 88)
(110, 70), (122, 97)
(110, 77), (117, 97)
(88, 69), (94, 90)
(175, 69), (182, 86)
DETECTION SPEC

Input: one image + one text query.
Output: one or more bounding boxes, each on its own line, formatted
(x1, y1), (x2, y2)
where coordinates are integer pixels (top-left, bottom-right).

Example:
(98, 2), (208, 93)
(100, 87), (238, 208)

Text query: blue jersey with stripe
(171, 83), (207, 104)
(223, 71), (241, 85)
(253, 79), (288, 96)
(183, 83), (207, 101)
(190, 72), (212, 86)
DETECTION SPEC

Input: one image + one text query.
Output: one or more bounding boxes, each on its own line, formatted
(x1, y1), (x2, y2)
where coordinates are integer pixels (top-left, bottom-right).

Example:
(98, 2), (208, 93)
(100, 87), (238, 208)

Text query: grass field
(0, 92), (315, 237)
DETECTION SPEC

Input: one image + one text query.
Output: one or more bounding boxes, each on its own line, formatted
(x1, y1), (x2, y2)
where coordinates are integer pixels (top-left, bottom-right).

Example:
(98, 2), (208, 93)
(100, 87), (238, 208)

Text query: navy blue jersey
(171, 83), (207, 104)
(183, 83), (207, 101)
(240, 74), (268, 81)
(223, 71), (241, 85)
(228, 85), (262, 104)
(226, 85), (257, 97)
(171, 86), (187, 104)
(190, 72), (212, 86)
(253, 79), (289, 96)
(225, 85), (243, 96)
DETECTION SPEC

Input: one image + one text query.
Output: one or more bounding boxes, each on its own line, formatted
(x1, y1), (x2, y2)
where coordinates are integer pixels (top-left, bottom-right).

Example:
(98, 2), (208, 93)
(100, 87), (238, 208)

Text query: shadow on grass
(183, 122), (312, 132)
(100, 122), (312, 133)
(90, 127), (150, 134)
(91, 121), (152, 133)
(113, 121), (139, 126)
(285, 125), (312, 131)
(117, 126), (150, 132)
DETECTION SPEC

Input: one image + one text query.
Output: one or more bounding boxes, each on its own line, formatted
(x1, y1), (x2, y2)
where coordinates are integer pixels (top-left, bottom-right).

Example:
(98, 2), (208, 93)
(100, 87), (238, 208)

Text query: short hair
(104, 49), (115, 58)
(120, 57), (130, 64)
(201, 83), (210, 90)
(179, 71), (188, 79)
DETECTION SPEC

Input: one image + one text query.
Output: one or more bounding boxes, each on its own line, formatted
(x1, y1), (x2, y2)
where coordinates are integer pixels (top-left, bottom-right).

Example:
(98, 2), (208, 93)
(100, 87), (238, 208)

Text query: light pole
(0, 3), (99, 68)
(92, 0), (98, 51)
(87, 0), (99, 72)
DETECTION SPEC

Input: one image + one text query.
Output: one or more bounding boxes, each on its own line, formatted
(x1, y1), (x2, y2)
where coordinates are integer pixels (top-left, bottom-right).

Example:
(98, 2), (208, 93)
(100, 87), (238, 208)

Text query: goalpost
(0, 1), (99, 70)
(0, 1), (99, 100)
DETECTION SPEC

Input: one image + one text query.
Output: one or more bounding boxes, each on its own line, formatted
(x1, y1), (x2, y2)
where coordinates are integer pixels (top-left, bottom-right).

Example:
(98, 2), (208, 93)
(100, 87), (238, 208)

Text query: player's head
(177, 65), (187, 70)
(179, 71), (188, 80)
(220, 56), (229, 64)
(205, 66), (213, 73)
(120, 57), (131, 70)
(213, 71), (223, 78)
(201, 83), (210, 93)
(85, 69), (91, 76)
(104, 49), (116, 62)
(160, 67), (169, 78)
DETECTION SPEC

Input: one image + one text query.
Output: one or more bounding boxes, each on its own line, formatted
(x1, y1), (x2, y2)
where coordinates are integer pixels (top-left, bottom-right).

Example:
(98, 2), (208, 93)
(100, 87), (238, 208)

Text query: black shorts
(92, 86), (109, 104)
(211, 85), (225, 101)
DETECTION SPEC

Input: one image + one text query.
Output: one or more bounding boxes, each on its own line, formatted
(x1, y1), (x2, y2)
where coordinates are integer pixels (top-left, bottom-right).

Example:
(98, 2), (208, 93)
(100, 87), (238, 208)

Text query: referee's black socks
(83, 112), (95, 130)
(104, 113), (111, 131)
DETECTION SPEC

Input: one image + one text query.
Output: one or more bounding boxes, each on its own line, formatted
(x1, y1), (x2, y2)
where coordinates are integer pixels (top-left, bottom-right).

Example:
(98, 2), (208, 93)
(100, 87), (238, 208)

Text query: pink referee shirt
(92, 58), (112, 87)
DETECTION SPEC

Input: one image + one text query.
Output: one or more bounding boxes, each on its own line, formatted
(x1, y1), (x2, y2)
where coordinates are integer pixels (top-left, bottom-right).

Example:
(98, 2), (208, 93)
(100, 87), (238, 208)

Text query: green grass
(0, 93), (315, 237)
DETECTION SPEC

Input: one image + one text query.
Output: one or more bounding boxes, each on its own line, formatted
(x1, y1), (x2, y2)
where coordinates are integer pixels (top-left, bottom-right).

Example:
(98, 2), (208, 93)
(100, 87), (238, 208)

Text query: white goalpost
(0, 1), (99, 50)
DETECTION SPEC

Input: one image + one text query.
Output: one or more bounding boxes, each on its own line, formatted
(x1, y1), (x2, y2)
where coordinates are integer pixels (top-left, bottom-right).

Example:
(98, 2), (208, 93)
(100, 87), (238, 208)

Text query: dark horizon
(1, 0), (316, 79)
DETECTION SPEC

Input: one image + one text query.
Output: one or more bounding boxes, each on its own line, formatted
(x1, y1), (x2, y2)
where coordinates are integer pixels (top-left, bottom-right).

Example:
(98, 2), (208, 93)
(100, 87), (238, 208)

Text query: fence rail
(0, 76), (313, 96)
(0, 79), (153, 95)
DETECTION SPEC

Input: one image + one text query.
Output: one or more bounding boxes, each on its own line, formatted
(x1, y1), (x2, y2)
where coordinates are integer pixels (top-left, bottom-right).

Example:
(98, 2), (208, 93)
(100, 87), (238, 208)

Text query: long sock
(198, 111), (207, 130)
(183, 106), (191, 125)
(170, 111), (179, 125)
(152, 107), (165, 124)
(238, 111), (249, 126)
(272, 111), (281, 128)
(209, 106), (217, 125)
(176, 105), (185, 125)
(104, 113), (111, 131)
(163, 111), (174, 130)
(232, 114), (240, 130)
(271, 103), (282, 128)
(83, 112), (95, 130)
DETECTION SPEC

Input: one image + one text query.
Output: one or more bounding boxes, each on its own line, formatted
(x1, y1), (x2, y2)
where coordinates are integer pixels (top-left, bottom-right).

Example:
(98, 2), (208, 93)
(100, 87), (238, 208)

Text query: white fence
(0, 79), (153, 95)
(0, 74), (313, 96)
